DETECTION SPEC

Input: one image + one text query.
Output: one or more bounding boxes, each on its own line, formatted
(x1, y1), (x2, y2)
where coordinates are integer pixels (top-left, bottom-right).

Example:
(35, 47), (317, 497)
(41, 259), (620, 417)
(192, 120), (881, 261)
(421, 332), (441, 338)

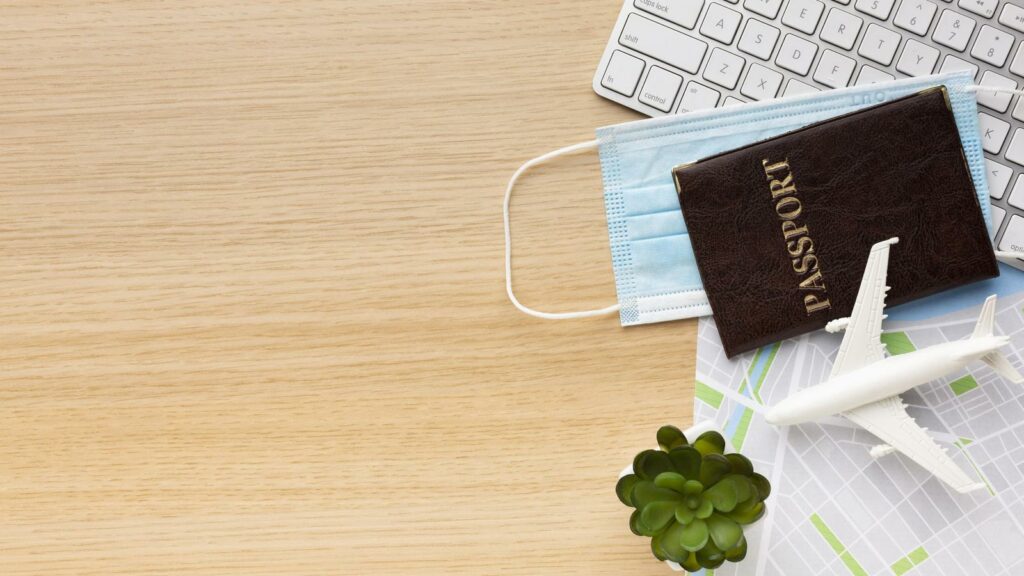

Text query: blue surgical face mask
(504, 71), (996, 326)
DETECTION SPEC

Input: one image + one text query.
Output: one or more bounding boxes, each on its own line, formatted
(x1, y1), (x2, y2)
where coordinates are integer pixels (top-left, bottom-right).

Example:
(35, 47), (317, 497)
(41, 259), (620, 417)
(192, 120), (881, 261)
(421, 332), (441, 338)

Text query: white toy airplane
(765, 237), (1023, 493)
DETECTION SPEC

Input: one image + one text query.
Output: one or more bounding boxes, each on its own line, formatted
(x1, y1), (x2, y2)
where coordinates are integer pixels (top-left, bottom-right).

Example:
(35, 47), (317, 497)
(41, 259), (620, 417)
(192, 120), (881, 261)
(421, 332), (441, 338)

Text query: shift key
(620, 13), (708, 74)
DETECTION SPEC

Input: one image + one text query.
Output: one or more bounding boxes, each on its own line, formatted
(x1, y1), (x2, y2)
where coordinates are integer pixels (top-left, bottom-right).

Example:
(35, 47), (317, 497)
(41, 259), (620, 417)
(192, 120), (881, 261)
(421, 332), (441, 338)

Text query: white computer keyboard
(593, 0), (1024, 269)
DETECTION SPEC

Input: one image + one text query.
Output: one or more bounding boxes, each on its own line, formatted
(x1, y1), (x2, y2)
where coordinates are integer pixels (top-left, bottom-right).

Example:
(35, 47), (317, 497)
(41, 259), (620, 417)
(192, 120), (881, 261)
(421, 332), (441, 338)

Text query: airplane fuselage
(765, 336), (1009, 425)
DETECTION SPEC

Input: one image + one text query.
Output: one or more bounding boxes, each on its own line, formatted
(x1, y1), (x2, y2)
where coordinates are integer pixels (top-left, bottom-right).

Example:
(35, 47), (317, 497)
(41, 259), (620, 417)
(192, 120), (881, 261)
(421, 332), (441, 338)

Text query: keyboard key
(1010, 176), (1024, 209)
(856, 64), (895, 84)
(738, 19), (781, 59)
(620, 14), (709, 74)
(723, 96), (746, 106)
(972, 25), (1014, 67)
(986, 158), (1013, 199)
(1014, 96), (1024, 121)
(634, 0), (705, 29)
(979, 113), (1010, 153)
(896, 38), (939, 75)
(938, 54), (979, 78)
(893, 0), (937, 35)
(820, 8), (864, 49)
(639, 66), (683, 112)
(833, 0), (851, 5)
(783, 78), (821, 95)
(1004, 128), (1024, 166)
(700, 3), (744, 44)
(776, 34), (819, 74)
(992, 205), (1006, 233)
(814, 49), (856, 87)
(859, 23), (902, 65)
(782, 0), (825, 33)
(1000, 3), (1024, 33)
(744, 0), (785, 19)
(703, 48), (746, 89)
(998, 215), (1024, 252)
(975, 71), (1018, 113)
(933, 10), (975, 51)
(957, 0), (996, 19)
(741, 63), (783, 99)
(1011, 44), (1024, 78)
(678, 81), (721, 112)
(601, 50), (645, 96)
(854, 0), (897, 20)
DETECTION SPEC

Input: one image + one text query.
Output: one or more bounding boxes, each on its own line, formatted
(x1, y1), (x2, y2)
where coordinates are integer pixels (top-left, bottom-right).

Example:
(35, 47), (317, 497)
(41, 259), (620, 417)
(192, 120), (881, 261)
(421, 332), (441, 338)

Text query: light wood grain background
(0, 2), (696, 574)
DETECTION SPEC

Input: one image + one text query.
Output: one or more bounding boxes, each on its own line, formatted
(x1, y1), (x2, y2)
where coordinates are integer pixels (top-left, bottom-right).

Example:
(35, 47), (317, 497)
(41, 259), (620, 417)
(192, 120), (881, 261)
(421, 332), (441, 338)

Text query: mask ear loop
(504, 139), (621, 319)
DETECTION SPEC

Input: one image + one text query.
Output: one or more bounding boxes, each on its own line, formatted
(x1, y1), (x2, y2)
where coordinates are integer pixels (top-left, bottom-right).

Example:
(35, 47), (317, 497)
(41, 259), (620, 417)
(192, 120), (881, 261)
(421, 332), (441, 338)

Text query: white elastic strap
(966, 85), (1024, 98)
(504, 139), (620, 320)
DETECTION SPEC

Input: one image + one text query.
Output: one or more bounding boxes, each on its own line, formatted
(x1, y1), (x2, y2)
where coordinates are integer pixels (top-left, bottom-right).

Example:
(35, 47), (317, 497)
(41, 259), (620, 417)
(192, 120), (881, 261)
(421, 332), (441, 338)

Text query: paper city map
(692, 269), (1024, 575)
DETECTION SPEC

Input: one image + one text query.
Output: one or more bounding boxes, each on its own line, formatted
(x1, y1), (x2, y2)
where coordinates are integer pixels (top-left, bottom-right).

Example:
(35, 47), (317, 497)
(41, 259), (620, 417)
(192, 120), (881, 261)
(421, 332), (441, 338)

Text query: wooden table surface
(1, 3), (696, 574)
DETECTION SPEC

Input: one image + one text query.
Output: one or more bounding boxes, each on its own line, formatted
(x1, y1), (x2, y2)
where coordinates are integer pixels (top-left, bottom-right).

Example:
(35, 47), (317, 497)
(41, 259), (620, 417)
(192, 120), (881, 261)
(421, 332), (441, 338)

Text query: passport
(674, 87), (998, 358)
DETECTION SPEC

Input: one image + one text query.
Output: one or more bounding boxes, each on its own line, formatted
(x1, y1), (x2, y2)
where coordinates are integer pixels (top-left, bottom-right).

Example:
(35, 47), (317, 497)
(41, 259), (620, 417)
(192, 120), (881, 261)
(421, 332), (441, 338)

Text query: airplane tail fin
(971, 295), (997, 339)
(973, 296), (1024, 383)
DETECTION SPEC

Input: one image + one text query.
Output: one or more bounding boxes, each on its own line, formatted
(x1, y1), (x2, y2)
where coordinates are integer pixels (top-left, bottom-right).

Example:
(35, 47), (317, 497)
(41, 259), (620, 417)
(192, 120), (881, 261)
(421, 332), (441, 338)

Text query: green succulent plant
(616, 425), (770, 571)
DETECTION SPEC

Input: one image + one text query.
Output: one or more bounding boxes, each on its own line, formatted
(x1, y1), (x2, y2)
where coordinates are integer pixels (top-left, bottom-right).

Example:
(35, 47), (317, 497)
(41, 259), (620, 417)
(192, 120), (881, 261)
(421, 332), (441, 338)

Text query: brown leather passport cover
(675, 87), (998, 358)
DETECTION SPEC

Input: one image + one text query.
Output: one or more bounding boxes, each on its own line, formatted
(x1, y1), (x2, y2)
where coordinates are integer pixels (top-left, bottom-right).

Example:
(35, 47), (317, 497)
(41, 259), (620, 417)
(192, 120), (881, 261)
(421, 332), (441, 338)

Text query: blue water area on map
(889, 263), (1024, 321)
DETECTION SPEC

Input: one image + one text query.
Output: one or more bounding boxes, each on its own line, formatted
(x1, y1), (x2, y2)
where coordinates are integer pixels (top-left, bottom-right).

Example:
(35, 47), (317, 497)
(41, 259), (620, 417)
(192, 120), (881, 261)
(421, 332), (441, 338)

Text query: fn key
(601, 50), (645, 97)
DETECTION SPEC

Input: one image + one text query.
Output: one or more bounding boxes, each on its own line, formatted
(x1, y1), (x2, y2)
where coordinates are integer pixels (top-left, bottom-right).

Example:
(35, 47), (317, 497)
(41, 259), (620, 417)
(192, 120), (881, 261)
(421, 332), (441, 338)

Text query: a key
(744, 0), (785, 19)
(776, 34), (819, 74)
(783, 78), (821, 95)
(639, 66), (683, 112)
(1002, 128), (1024, 165)
(677, 81), (721, 113)
(601, 50), (645, 97)
(701, 3), (744, 44)
(972, 25), (1014, 67)
(1013, 97), (1024, 122)
(979, 113), (1010, 153)
(932, 9), (975, 51)
(619, 14), (708, 74)
(999, 3), (1024, 33)
(896, 39), (939, 75)
(893, 0), (937, 35)
(986, 158), (1013, 199)
(957, 0), (997, 19)
(859, 23), (903, 65)
(1011, 44), (1024, 78)
(992, 205), (1007, 232)
(634, 0), (705, 29)
(854, 0), (897, 20)
(813, 49), (856, 87)
(856, 64), (896, 84)
(738, 19), (781, 59)
(782, 0), (825, 33)
(833, 0), (852, 5)
(723, 96), (747, 106)
(975, 71), (1018, 113)
(703, 48), (746, 89)
(938, 54), (979, 78)
(998, 215), (1024, 252)
(820, 8), (864, 49)
(740, 63), (783, 99)
(1010, 177), (1024, 209)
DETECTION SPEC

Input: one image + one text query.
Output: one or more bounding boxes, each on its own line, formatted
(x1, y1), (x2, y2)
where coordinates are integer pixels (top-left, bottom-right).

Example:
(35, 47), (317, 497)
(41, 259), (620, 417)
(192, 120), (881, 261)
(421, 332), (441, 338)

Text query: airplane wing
(842, 396), (986, 493)
(830, 238), (898, 379)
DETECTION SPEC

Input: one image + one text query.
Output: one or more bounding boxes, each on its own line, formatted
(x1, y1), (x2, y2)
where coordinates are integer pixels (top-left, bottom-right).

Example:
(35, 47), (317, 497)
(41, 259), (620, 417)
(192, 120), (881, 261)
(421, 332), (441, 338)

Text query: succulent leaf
(751, 473), (772, 500)
(683, 479), (703, 496)
(634, 450), (673, 480)
(725, 474), (754, 503)
(651, 533), (668, 561)
(657, 425), (687, 451)
(727, 498), (765, 525)
(616, 474), (639, 506)
(707, 514), (743, 551)
(659, 521), (688, 563)
(641, 502), (677, 533)
(674, 504), (695, 525)
(681, 552), (702, 572)
(695, 497), (714, 519)
(724, 535), (748, 561)
(667, 446), (702, 479)
(694, 431), (726, 456)
(679, 518), (709, 552)
(696, 540), (726, 570)
(629, 510), (643, 536)
(654, 471), (688, 493)
(703, 478), (739, 512)
(726, 453), (754, 476)
(631, 481), (685, 508)
(699, 453), (732, 487)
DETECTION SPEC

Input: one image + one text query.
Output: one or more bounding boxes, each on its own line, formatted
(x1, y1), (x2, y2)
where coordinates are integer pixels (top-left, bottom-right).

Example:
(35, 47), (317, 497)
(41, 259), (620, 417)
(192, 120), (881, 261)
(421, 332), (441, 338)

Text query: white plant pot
(619, 421), (735, 572)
